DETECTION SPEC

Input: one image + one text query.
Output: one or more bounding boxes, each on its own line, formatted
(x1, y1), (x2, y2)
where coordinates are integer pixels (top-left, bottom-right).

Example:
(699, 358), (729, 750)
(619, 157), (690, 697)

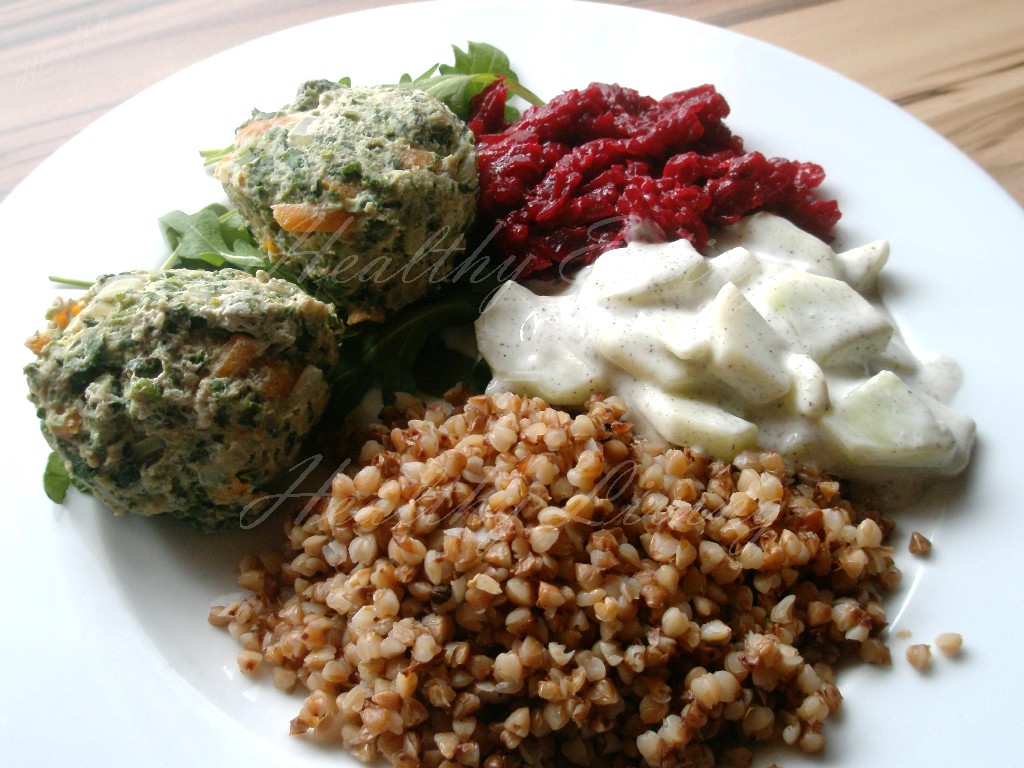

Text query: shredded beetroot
(467, 82), (841, 278)
(466, 79), (511, 137)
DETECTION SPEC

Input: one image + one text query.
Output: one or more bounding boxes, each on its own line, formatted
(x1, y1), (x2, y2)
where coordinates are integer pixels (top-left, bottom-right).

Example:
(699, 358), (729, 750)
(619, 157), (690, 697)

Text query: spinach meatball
(25, 268), (340, 530)
(215, 82), (478, 322)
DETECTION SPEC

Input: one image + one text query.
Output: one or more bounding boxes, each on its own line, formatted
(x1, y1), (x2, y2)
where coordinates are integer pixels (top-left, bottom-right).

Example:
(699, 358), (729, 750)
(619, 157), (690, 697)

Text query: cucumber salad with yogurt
(477, 212), (974, 492)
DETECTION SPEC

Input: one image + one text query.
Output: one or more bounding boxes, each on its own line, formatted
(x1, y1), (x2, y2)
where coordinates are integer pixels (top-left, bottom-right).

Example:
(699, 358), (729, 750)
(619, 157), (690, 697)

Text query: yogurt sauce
(476, 213), (974, 489)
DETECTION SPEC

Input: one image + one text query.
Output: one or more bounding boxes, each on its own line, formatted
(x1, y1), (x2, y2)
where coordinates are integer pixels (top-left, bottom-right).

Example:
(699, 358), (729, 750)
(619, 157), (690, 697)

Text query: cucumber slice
(475, 281), (602, 404)
(713, 212), (842, 279)
(582, 239), (709, 305)
(594, 319), (704, 390)
(708, 283), (791, 404)
(786, 353), (829, 417)
(837, 239), (889, 293)
(758, 270), (893, 366)
(633, 385), (759, 459)
(822, 371), (956, 468)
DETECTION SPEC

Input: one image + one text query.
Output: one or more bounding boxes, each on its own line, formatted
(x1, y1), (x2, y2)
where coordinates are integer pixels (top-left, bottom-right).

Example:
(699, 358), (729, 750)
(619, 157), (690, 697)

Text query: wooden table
(2, 0), (1022, 205)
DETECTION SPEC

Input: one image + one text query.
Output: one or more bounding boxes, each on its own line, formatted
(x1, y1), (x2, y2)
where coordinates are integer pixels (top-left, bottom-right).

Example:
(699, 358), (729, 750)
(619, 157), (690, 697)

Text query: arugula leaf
(199, 144), (234, 167)
(159, 205), (319, 297)
(159, 204), (267, 269)
(404, 42), (542, 120)
(411, 74), (504, 117)
(48, 276), (93, 288)
(43, 451), (72, 503)
(443, 41), (518, 80)
(414, 332), (482, 397)
(399, 64), (440, 84)
(328, 287), (488, 416)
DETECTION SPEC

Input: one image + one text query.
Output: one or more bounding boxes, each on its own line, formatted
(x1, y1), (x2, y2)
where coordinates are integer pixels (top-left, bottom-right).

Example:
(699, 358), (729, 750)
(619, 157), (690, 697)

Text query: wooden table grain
(2, 0), (1022, 205)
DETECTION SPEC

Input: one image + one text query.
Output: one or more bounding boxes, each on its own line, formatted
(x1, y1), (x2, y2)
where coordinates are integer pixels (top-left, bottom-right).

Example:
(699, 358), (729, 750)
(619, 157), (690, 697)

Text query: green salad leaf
(48, 276), (93, 288)
(401, 41), (543, 121)
(43, 451), (72, 503)
(159, 204), (312, 288)
(160, 204), (266, 269)
(328, 286), (492, 417)
(446, 41), (518, 79)
(199, 144), (234, 166)
(414, 332), (484, 398)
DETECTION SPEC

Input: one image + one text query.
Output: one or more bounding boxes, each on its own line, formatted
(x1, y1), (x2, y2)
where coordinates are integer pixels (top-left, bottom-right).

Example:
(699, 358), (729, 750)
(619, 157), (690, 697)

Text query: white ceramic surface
(3, 1), (1022, 765)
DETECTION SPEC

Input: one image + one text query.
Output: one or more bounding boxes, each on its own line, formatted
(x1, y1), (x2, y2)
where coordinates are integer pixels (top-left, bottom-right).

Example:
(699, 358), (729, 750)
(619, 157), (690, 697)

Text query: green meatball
(214, 82), (478, 323)
(25, 268), (340, 530)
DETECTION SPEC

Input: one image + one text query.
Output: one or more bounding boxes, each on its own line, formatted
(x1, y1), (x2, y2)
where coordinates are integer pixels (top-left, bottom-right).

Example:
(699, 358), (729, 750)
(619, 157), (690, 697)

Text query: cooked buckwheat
(211, 392), (899, 767)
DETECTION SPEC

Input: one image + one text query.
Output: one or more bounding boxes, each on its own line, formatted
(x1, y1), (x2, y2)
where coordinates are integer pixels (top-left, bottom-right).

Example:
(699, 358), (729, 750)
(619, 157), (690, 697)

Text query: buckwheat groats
(210, 392), (899, 767)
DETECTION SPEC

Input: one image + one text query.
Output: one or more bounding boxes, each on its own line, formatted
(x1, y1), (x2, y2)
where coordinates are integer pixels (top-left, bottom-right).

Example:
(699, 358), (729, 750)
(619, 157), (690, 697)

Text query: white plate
(2, 1), (1022, 765)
